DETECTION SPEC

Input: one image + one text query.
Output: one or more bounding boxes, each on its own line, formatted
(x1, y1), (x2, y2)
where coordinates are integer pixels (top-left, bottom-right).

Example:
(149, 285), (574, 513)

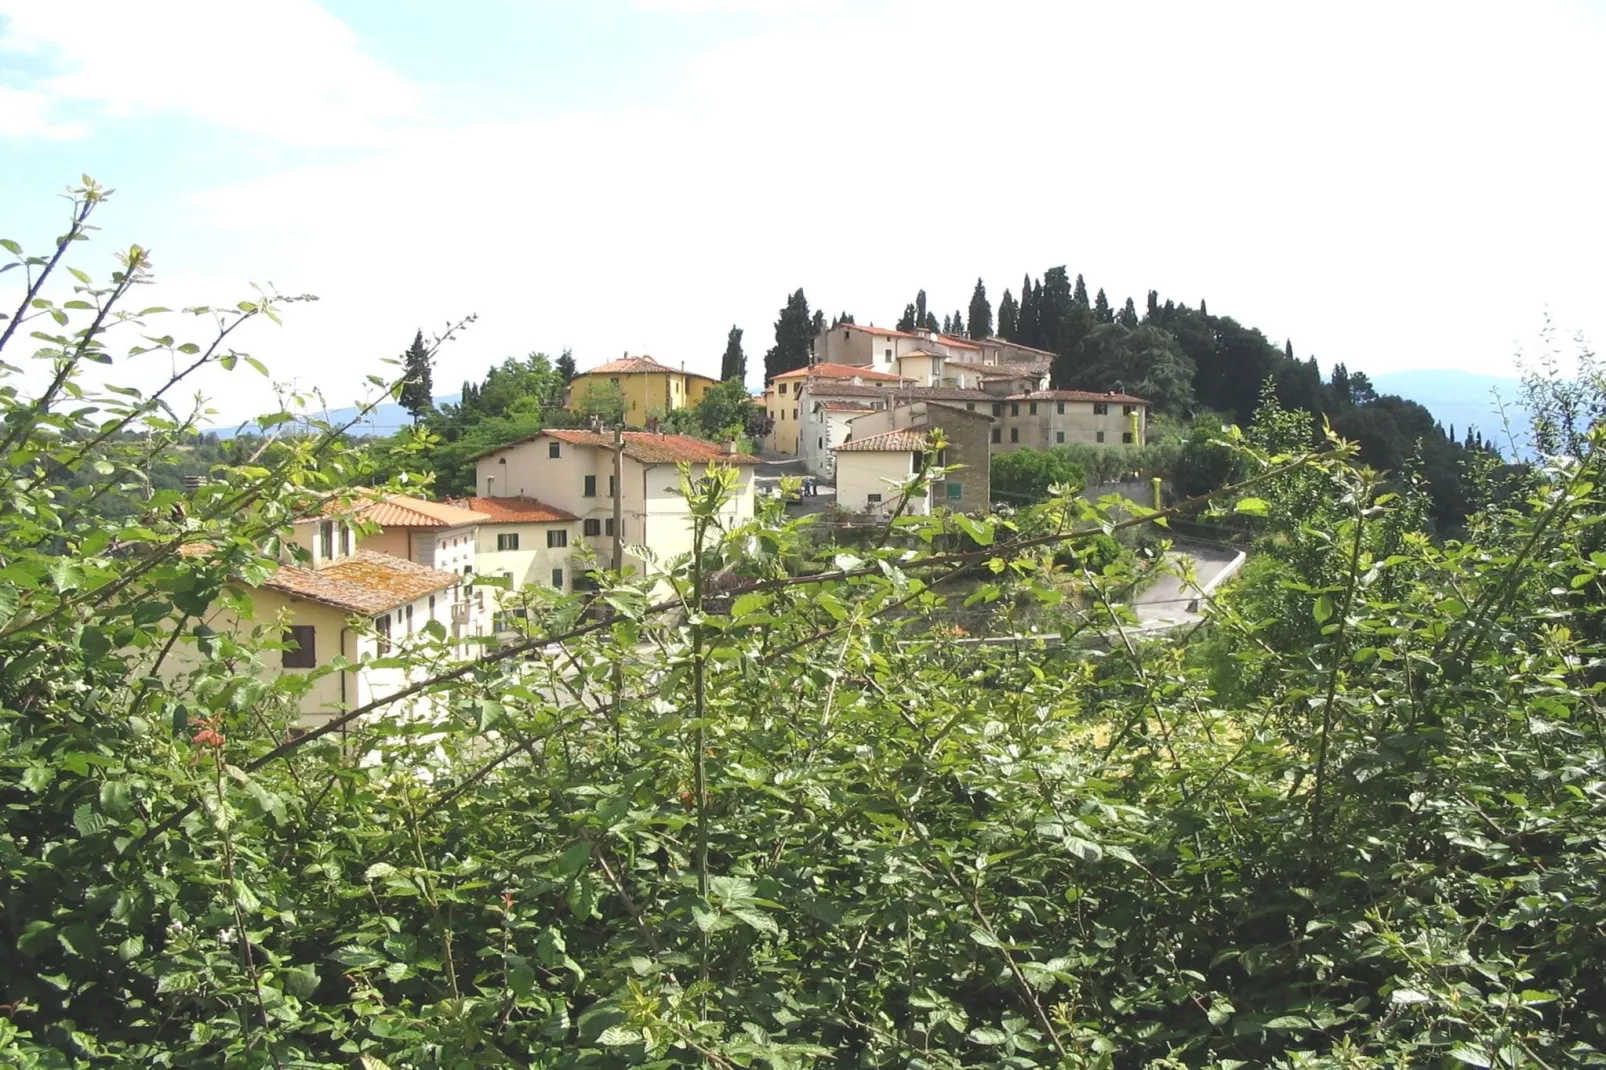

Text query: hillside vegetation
(4, 183), (1606, 1069)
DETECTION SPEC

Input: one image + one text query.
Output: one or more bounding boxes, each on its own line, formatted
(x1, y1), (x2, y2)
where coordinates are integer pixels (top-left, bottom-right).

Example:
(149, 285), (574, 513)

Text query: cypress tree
(1073, 273), (1090, 309)
(1146, 290), (1159, 321)
(1118, 297), (1139, 329)
(997, 288), (1018, 340)
(1019, 277), (1037, 348)
(399, 329), (434, 421)
(1093, 288), (1113, 324)
(941, 313), (952, 334)
(764, 288), (814, 381)
(967, 278), (992, 339)
(950, 310), (964, 336)
(837, 311), (854, 325)
(720, 326), (745, 382)
(897, 304), (917, 332)
(923, 310), (940, 332)
(1285, 339), (1295, 362)
(916, 289), (928, 330)
(1200, 298), (1209, 316)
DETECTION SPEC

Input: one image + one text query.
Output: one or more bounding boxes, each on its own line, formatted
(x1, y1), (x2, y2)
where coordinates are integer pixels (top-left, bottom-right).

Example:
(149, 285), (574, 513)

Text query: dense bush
(5, 183), (1606, 1069)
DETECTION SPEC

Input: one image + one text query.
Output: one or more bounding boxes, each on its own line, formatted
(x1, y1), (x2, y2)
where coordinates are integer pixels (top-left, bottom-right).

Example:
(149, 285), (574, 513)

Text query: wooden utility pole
(611, 424), (625, 573)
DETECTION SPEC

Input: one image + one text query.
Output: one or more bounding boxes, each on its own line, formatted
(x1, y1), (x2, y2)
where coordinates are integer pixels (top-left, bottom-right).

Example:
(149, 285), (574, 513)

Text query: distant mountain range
(1369, 369), (1529, 453)
(208, 393), (463, 438)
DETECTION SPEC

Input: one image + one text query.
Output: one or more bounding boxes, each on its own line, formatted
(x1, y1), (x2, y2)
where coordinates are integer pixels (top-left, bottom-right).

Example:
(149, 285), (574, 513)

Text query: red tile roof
(1008, 390), (1149, 405)
(771, 362), (908, 382)
(936, 335), (982, 351)
(353, 493), (489, 529)
(260, 550), (460, 615)
(820, 402), (877, 413)
(836, 324), (921, 339)
(543, 429), (762, 465)
(449, 496), (578, 524)
(833, 428), (933, 453)
(580, 355), (716, 380)
(987, 337), (1058, 359)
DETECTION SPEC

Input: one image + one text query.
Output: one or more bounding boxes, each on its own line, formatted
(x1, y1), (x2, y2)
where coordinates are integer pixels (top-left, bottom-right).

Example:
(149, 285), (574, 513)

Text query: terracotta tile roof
(353, 493), (489, 529)
(795, 381), (888, 398)
(580, 355), (716, 380)
(1008, 390), (1149, 405)
(987, 337), (1058, 358)
(902, 386), (996, 402)
(543, 429), (762, 465)
(448, 496), (578, 524)
(936, 335), (982, 351)
(260, 550), (460, 615)
(771, 362), (908, 382)
(833, 427), (933, 453)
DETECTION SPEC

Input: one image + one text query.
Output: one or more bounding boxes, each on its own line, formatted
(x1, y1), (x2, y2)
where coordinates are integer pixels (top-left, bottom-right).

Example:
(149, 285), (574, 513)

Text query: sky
(3, 0), (1604, 424)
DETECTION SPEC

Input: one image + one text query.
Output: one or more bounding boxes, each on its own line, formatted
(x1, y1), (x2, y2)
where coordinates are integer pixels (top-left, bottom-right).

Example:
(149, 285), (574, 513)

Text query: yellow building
(566, 355), (719, 425)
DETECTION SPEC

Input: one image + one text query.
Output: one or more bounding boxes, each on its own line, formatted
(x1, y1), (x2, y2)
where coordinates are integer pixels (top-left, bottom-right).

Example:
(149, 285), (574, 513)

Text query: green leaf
(73, 803), (107, 837)
(99, 779), (133, 817)
(364, 862), (397, 881)
(1234, 497), (1270, 516)
(0, 237), (21, 255)
(596, 1026), (641, 1046)
(282, 965), (320, 999)
(1264, 1015), (1311, 1030)
(732, 908), (777, 935)
(967, 1027), (1010, 1045)
(359, 1056), (393, 1070)
(1313, 594), (1333, 623)
(1448, 1042), (1492, 1067)
(1390, 988), (1430, 1006)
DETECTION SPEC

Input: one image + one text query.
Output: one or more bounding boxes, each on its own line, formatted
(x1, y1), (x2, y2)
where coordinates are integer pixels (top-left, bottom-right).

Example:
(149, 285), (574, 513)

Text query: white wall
(835, 449), (926, 515)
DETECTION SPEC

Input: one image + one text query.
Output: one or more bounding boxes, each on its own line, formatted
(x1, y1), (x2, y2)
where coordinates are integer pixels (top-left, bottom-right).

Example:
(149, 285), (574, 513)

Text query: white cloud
(0, 84), (86, 139)
(11, 0), (1604, 421)
(0, 0), (424, 146)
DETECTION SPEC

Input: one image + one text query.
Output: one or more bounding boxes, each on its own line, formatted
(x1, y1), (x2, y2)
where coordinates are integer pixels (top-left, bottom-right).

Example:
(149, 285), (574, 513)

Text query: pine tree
(1093, 288), (1113, 324)
(764, 288), (815, 381)
(1118, 297), (1139, 329)
(997, 289), (1018, 340)
(897, 304), (917, 332)
(555, 348), (577, 383)
(1073, 274), (1090, 309)
(967, 278), (992, 339)
(720, 326), (746, 382)
(399, 329), (434, 421)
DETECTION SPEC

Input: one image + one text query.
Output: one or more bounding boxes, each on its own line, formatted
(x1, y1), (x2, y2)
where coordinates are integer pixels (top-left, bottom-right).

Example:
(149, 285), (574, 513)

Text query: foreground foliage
(4, 185), (1606, 1068)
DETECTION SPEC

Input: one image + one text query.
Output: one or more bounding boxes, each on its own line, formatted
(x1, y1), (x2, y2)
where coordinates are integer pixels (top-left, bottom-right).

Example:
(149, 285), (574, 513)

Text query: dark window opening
(282, 625), (316, 669)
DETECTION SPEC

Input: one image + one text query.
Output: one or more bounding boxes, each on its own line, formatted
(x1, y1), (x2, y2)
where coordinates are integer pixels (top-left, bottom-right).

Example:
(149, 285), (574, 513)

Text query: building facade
(450, 496), (581, 593)
(837, 400), (993, 511)
(565, 355), (719, 425)
(763, 362), (906, 456)
(991, 390), (1149, 452)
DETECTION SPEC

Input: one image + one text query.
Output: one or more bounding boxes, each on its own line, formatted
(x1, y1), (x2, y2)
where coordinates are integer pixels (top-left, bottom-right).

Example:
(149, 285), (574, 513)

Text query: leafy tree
(764, 287), (813, 381)
(1093, 288), (1113, 324)
(1062, 323), (1197, 415)
(989, 446), (1087, 503)
(574, 378), (626, 424)
(896, 303), (917, 331)
(720, 325), (745, 382)
(997, 287), (1017, 339)
(968, 278), (992, 339)
(398, 328), (434, 420)
(1118, 296), (1139, 329)
(555, 347), (576, 382)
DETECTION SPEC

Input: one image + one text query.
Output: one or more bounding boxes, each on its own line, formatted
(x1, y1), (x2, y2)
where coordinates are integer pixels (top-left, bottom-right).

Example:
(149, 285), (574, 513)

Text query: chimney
(724, 438), (737, 455)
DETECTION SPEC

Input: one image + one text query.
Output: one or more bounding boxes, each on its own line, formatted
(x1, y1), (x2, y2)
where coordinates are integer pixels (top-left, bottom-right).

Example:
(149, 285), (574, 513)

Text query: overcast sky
(3, 0), (1603, 422)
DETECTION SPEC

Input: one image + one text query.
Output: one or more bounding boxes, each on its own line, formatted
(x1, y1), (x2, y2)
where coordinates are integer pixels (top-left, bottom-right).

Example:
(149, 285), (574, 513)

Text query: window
(282, 625), (315, 668)
(549, 441), (561, 458)
(374, 614), (392, 654)
(991, 428), (1001, 444)
(1094, 402), (1109, 415)
(792, 408), (797, 420)
(1029, 402), (1038, 416)
(429, 595), (436, 615)
(1122, 432), (1134, 444)
(319, 520), (334, 560)
(818, 437), (823, 449)
(464, 565), (473, 576)
(884, 348), (891, 359)
(946, 482), (962, 501)
(583, 475), (597, 497)
(339, 525), (351, 556)
(1010, 428), (1019, 443)
(867, 493), (883, 504)
(608, 475), (616, 496)
(405, 604), (413, 632)
(497, 532), (520, 551)
(604, 518), (621, 537)
(583, 518), (602, 536)
(1096, 431), (1106, 443)
(1123, 405), (1137, 415)
(779, 382), (788, 395)
(991, 403), (1002, 416)
(547, 529), (567, 548)
(1056, 402), (1065, 415)
(610, 377), (620, 386)
(966, 402), (975, 411)
(1056, 431), (1065, 444)
(551, 568), (564, 589)
(1010, 402), (1020, 417)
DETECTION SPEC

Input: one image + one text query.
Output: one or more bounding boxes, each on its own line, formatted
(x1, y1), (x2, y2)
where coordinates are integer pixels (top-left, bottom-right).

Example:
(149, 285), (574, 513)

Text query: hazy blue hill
(1369, 369), (1528, 454)
(209, 393), (462, 438)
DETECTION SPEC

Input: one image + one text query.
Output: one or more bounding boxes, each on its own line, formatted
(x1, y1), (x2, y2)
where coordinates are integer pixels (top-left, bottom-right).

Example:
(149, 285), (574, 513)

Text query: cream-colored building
(168, 514), (473, 728)
(836, 400), (993, 511)
(764, 362), (906, 455)
(831, 428), (935, 515)
(448, 496), (581, 592)
(471, 430), (760, 584)
(992, 390), (1149, 452)
(350, 493), (487, 577)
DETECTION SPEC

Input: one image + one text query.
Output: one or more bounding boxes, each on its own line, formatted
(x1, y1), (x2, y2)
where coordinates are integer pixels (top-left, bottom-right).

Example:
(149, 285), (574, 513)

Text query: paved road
(755, 457), (836, 515)
(1129, 544), (1243, 627)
